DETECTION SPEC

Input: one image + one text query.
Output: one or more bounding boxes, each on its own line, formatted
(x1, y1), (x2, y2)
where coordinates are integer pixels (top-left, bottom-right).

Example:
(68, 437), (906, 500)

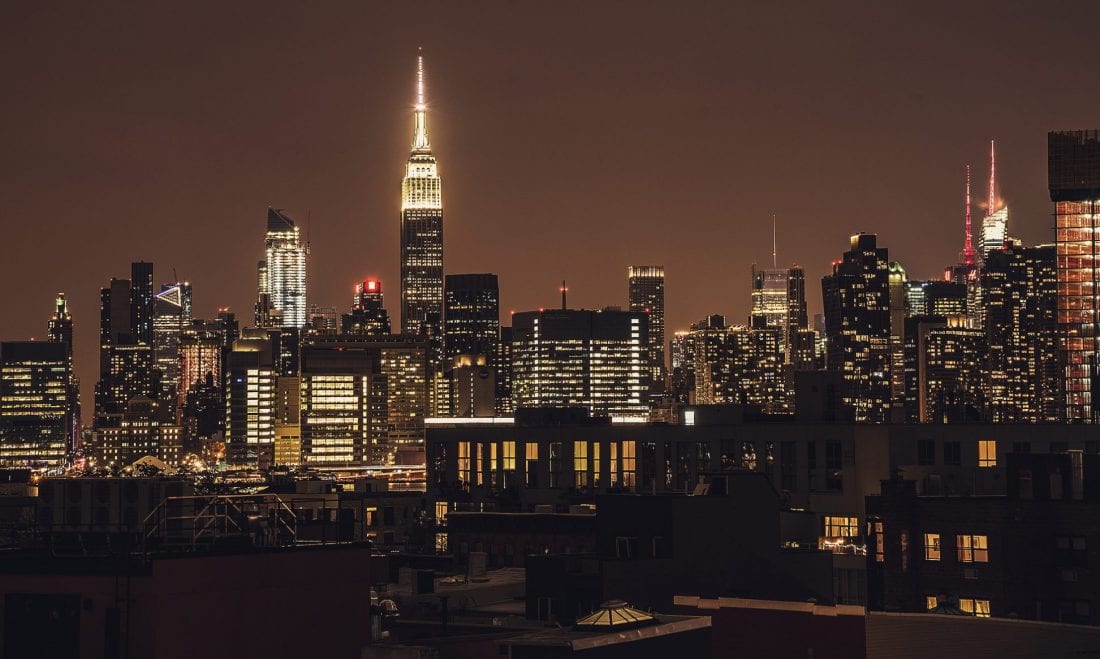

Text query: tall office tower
(750, 265), (809, 366)
(787, 267), (809, 342)
(627, 266), (666, 392)
(978, 142), (1009, 265)
(444, 274), (500, 365)
(511, 308), (649, 420)
(902, 316), (986, 423)
(341, 279), (391, 335)
(299, 344), (374, 466)
(400, 51), (444, 340)
(905, 281), (927, 317)
(821, 233), (892, 423)
(984, 240), (1060, 422)
(0, 342), (70, 466)
(48, 294), (73, 354)
(497, 325), (513, 414)
(669, 330), (694, 404)
(750, 266), (788, 331)
(1050, 130), (1100, 422)
(153, 282), (192, 415)
(685, 319), (787, 412)
(260, 208), (307, 328)
(47, 294), (80, 448)
(131, 261), (154, 345)
(887, 261), (908, 421)
(95, 276), (158, 428)
(224, 329), (278, 466)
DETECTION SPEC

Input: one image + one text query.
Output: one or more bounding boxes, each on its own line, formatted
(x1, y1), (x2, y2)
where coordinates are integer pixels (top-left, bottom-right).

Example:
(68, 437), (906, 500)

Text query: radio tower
(963, 164), (975, 266)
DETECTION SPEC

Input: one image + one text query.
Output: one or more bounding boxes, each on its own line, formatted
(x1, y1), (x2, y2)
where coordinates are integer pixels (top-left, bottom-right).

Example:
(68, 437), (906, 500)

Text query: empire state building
(400, 50), (444, 338)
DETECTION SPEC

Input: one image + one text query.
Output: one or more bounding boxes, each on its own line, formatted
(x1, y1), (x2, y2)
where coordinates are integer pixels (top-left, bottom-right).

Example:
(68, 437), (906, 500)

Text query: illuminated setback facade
(261, 208), (307, 328)
(400, 52), (444, 339)
(627, 265), (666, 392)
(821, 233), (892, 423)
(0, 342), (70, 466)
(1050, 130), (1100, 422)
(511, 308), (648, 420)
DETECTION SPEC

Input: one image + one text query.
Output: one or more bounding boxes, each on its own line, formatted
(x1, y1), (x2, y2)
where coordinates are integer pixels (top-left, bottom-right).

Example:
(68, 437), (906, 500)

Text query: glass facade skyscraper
(1049, 130), (1100, 422)
(261, 208), (307, 328)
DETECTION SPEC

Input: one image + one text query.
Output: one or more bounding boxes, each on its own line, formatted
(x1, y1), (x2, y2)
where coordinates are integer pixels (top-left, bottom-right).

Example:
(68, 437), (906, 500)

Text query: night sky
(3, 1), (1099, 405)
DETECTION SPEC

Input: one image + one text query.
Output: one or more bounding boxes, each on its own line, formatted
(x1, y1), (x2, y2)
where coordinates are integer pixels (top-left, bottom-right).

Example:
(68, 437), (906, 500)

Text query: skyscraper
(978, 141), (1008, 265)
(821, 233), (892, 423)
(400, 51), (444, 340)
(95, 272), (158, 428)
(443, 274), (500, 365)
(261, 208), (307, 328)
(511, 308), (648, 420)
(153, 281), (192, 417)
(225, 329), (277, 466)
(299, 343), (375, 467)
(683, 318), (787, 412)
(750, 265), (809, 366)
(131, 261), (154, 345)
(47, 294), (80, 450)
(628, 266), (666, 393)
(0, 341), (70, 466)
(983, 240), (1059, 422)
(443, 274), (501, 415)
(341, 279), (391, 335)
(1049, 129), (1100, 422)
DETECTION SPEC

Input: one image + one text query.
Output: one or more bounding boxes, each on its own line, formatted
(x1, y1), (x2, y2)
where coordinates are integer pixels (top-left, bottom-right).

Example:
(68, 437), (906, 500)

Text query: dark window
(944, 441), (961, 466)
(1051, 442), (1069, 454)
(1012, 441), (1031, 454)
(549, 442), (562, 489)
(825, 440), (843, 492)
(780, 441), (797, 493)
(917, 440), (936, 466)
(615, 536), (638, 559)
(807, 442), (817, 491)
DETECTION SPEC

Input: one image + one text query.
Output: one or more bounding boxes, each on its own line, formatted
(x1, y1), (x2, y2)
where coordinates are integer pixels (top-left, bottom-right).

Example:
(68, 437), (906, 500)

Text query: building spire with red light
(963, 164), (975, 266)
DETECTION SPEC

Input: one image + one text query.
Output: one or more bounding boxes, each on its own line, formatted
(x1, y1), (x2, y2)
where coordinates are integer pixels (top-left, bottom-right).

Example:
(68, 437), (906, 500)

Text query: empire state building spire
(412, 47), (430, 151)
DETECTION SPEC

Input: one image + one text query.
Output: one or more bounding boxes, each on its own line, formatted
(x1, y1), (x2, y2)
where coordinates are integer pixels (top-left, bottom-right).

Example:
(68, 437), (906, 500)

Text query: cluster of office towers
(3, 56), (1100, 470)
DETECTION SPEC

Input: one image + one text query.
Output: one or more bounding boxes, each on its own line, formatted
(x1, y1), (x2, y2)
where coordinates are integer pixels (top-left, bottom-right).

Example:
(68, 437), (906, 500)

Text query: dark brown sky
(2, 1), (1099, 405)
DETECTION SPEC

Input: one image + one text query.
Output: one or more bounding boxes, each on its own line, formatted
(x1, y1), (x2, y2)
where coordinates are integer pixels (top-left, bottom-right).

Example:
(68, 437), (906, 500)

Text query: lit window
(959, 598), (991, 618)
(502, 441), (516, 473)
(923, 533), (941, 561)
(592, 441), (601, 488)
(622, 440), (636, 491)
(956, 534), (989, 563)
(978, 440), (997, 468)
(874, 521), (885, 563)
(574, 441), (588, 488)
(824, 516), (859, 537)
(684, 409), (695, 426)
(926, 595), (938, 610)
(457, 441), (470, 483)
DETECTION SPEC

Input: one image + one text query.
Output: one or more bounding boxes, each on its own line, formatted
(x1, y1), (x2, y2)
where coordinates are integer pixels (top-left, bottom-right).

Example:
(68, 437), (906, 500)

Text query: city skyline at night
(4, 3), (1099, 408)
